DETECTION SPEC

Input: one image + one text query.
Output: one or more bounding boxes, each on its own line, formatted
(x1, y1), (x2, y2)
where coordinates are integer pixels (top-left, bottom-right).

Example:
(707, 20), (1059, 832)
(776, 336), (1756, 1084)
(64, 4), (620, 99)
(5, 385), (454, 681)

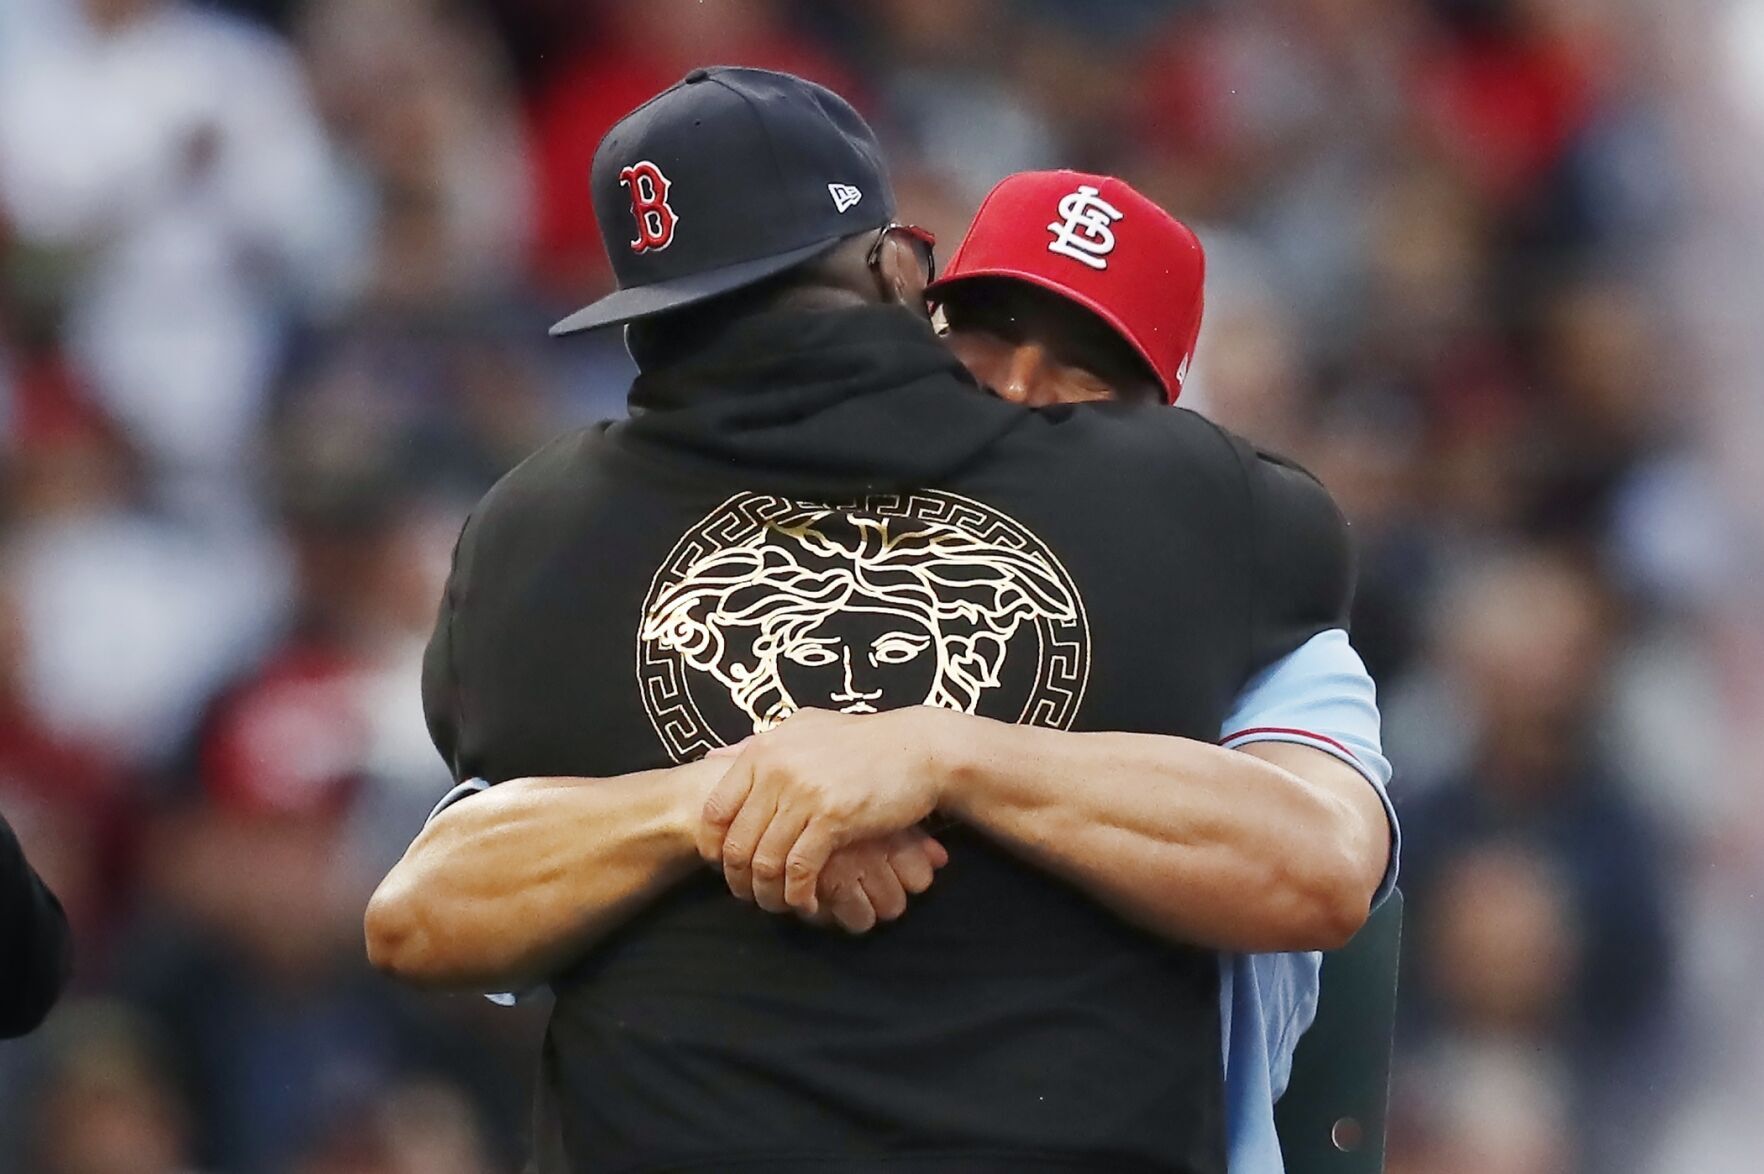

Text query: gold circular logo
(637, 491), (1091, 762)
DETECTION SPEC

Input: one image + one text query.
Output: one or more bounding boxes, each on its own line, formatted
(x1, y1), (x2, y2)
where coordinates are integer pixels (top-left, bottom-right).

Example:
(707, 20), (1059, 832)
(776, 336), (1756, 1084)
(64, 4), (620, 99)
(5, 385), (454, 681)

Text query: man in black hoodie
(2, 810), (72, 1037)
(368, 69), (1390, 1173)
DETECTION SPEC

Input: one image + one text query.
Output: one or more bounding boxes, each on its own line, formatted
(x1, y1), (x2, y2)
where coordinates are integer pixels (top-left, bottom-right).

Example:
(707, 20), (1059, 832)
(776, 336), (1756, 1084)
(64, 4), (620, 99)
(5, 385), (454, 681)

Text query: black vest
(425, 306), (1351, 1174)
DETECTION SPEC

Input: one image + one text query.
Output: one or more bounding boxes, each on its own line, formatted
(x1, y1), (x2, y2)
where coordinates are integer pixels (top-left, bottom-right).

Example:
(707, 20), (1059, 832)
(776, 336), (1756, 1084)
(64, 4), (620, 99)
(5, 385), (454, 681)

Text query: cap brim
(550, 236), (853, 336)
(926, 268), (1176, 403)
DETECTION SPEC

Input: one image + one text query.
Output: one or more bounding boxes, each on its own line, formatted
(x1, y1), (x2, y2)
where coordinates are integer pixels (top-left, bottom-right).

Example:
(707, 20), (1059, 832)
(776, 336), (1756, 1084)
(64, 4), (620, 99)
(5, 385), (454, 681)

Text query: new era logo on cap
(828, 183), (863, 213)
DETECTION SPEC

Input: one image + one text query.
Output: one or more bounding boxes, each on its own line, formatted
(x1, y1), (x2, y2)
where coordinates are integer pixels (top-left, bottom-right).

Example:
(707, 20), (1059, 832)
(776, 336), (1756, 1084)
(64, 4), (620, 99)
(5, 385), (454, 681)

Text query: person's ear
(873, 232), (929, 313)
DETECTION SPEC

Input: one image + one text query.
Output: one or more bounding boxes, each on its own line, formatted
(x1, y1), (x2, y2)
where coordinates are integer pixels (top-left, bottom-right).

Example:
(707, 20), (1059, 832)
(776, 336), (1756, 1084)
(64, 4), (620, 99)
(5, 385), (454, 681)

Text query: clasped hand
(697, 708), (952, 934)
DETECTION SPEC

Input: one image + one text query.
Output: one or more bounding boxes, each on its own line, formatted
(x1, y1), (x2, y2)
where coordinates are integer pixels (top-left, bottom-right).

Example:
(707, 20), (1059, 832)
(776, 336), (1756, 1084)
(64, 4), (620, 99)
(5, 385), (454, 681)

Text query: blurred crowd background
(0, 1), (1759, 1172)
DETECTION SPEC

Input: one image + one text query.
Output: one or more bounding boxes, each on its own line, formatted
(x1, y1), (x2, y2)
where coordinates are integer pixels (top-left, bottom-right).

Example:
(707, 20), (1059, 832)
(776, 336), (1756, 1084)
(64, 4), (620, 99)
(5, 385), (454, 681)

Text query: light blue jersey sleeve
(1217, 628), (1396, 1174)
(1219, 626), (1398, 906)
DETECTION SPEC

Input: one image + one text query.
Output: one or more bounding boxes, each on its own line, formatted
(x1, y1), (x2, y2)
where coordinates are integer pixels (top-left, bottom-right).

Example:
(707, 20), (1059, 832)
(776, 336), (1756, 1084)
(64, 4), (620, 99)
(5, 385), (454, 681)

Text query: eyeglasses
(866, 222), (937, 282)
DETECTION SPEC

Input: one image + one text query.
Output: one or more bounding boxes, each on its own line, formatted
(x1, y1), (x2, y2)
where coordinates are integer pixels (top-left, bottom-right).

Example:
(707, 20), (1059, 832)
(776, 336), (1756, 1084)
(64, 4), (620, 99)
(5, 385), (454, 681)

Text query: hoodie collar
(612, 305), (1027, 494)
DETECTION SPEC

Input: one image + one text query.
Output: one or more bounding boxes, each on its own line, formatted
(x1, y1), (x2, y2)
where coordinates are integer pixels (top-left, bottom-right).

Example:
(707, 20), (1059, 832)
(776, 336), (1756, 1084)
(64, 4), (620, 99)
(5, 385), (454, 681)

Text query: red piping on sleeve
(1220, 726), (1362, 765)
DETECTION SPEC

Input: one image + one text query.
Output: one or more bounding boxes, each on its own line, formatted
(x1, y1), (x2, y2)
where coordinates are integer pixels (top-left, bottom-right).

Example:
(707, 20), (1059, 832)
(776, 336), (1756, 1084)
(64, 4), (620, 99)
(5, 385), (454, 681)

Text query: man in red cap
(932, 170), (1206, 408)
(928, 171), (1393, 1173)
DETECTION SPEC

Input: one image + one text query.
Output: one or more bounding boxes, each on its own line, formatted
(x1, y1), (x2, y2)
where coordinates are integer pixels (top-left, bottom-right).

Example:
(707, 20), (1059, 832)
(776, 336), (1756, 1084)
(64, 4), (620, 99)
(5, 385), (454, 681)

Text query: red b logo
(620, 161), (678, 253)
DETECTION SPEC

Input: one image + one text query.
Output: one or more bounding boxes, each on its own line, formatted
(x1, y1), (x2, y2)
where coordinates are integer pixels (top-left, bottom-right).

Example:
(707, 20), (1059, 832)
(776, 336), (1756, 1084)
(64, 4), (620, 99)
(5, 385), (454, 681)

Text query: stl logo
(621, 160), (679, 253)
(1047, 184), (1123, 271)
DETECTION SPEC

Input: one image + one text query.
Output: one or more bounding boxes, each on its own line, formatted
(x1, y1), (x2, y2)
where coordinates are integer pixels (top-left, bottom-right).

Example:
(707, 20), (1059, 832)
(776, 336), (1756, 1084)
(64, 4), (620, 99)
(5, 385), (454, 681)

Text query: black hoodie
(424, 305), (1351, 1173)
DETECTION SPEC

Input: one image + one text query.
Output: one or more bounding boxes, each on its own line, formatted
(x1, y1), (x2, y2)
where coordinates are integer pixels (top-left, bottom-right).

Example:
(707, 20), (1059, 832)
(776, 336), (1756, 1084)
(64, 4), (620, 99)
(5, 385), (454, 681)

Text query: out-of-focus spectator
(1395, 547), (1675, 1172)
(117, 738), (410, 1171)
(100, 433), (525, 1173)
(297, 0), (531, 313)
(289, 1080), (495, 1174)
(18, 1005), (202, 1174)
(1425, 844), (1580, 1038)
(1178, 231), (1311, 454)
(1300, 388), (1434, 684)
(1389, 1041), (1578, 1174)
(1526, 272), (1676, 538)
(0, 570), (131, 958)
(524, 0), (859, 299)
(862, 0), (1061, 203)
(1131, 0), (1413, 336)
(0, 0), (358, 510)
(1413, 0), (1605, 209)
(0, 365), (286, 764)
(275, 320), (561, 506)
(1360, 161), (1499, 393)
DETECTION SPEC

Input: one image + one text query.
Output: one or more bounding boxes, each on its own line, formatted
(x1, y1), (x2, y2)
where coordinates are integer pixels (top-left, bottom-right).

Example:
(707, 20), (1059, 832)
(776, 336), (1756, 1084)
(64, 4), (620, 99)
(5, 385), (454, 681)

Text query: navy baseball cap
(549, 67), (896, 336)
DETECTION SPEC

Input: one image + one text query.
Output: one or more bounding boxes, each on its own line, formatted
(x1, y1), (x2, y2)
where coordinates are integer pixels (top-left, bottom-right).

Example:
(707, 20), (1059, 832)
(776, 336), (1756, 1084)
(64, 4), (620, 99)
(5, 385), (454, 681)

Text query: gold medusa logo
(637, 492), (1090, 762)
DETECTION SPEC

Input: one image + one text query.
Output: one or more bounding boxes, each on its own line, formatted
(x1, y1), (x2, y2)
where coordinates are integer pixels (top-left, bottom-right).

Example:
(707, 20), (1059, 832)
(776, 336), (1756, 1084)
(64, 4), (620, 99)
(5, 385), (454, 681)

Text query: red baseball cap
(927, 170), (1205, 404)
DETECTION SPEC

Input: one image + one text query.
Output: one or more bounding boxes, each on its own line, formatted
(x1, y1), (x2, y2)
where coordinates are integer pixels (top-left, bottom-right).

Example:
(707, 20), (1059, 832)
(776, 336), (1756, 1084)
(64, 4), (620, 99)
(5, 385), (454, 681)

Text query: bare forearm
(365, 761), (720, 990)
(938, 714), (1386, 952)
